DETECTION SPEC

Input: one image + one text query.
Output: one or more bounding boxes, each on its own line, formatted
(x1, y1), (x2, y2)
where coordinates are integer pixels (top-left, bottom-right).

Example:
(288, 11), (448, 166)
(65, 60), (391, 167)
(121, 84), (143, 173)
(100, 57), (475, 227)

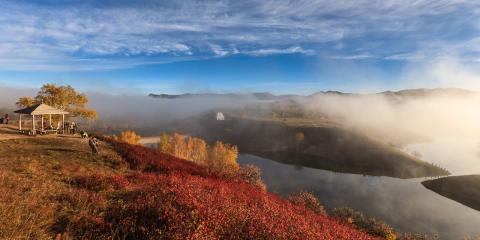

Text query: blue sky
(1, 0), (480, 94)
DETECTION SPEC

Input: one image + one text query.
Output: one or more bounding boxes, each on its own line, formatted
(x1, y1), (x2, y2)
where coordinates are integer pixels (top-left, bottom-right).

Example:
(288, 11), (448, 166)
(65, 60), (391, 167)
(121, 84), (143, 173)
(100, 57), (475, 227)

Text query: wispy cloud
(0, 0), (479, 70)
(243, 46), (315, 56)
(330, 53), (374, 60)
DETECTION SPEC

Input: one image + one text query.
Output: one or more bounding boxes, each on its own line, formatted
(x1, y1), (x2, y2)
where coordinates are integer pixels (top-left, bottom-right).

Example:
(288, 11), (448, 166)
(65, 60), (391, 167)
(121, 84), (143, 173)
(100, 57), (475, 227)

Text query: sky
(1, 0), (480, 94)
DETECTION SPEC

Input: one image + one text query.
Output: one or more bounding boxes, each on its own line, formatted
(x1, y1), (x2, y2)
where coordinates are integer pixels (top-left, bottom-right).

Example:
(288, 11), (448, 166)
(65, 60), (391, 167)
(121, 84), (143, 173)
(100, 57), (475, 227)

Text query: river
(238, 137), (480, 239)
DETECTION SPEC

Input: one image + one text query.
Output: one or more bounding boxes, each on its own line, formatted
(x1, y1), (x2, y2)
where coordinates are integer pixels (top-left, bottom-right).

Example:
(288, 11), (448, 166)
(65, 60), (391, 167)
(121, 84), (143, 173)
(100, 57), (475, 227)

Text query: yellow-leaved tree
(159, 133), (174, 155)
(209, 141), (239, 173)
(16, 97), (36, 108)
(16, 83), (98, 120)
(115, 131), (141, 145)
(158, 133), (236, 173)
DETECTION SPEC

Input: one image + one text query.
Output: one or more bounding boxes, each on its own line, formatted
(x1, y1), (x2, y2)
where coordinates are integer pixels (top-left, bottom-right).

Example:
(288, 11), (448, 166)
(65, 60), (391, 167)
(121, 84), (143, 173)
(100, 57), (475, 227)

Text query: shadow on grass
(45, 148), (82, 153)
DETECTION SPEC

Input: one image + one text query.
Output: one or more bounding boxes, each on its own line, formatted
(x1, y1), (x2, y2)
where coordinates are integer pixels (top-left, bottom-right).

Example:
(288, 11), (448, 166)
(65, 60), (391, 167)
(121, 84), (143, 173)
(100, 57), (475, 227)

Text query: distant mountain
(307, 90), (358, 98)
(379, 88), (475, 98)
(149, 88), (476, 101)
(309, 88), (475, 99)
(148, 92), (292, 100)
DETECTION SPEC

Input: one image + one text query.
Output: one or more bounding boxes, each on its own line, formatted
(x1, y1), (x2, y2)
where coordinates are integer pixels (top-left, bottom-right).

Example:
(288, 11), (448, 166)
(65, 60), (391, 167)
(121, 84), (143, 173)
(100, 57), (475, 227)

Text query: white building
(216, 112), (225, 121)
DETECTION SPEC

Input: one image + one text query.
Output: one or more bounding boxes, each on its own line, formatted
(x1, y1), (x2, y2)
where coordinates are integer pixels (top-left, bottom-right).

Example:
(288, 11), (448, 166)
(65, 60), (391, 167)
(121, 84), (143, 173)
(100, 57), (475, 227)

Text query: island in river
(422, 175), (480, 211)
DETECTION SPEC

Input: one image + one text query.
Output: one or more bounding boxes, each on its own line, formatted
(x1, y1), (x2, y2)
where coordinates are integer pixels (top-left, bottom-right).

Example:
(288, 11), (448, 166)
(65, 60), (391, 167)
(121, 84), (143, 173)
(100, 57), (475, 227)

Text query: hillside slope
(0, 128), (379, 239)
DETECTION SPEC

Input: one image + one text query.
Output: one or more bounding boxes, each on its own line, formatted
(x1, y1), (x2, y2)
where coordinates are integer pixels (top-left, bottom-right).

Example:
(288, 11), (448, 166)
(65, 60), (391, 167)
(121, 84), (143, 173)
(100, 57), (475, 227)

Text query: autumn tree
(16, 83), (97, 120)
(209, 141), (239, 173)
(158, 133), (238, 174)
(115, 131), (141, 145)
(158, 133), (173, 155)
(172, 133), (187, 159)
(16, 97), (36, 108)
(189, 137), (208, 165)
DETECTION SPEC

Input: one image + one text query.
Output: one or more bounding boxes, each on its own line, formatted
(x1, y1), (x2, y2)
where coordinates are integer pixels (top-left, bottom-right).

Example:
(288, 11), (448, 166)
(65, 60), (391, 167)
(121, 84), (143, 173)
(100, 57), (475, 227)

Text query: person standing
(71, 121), (76, 134)
(88, 136), (98, 154)
(4, 114), (9, 125)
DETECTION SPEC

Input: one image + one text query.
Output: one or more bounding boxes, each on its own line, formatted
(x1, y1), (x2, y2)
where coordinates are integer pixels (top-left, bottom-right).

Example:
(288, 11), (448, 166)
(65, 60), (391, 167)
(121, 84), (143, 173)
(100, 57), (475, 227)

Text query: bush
(238, 164), (266, 190)
(288, 191), (327, 216)
(333, 207), (396, 240)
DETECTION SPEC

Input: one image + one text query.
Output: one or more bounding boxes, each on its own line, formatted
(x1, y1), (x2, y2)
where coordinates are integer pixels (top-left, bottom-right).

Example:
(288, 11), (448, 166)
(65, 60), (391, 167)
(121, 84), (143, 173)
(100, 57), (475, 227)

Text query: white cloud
(401, 55), (480, 90)
(0, 0), (479, 70)
(330, 53), (374, 60)
(243, 46), (315, 56)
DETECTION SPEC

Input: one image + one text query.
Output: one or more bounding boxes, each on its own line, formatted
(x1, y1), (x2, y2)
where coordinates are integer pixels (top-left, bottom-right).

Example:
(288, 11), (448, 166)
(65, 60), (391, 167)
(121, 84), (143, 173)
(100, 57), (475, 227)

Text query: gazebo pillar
(49, 114), (52, 128)
(62, 114), (65, 134)
(18, 114), (22, 130)
(41, 115), (44, 131)
(32, 115), (36, 134)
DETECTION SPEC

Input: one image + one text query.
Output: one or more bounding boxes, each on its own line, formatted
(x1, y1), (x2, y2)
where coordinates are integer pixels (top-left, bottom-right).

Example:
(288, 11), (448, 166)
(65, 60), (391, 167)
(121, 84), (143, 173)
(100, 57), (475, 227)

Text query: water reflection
(238, 154), (480, 239)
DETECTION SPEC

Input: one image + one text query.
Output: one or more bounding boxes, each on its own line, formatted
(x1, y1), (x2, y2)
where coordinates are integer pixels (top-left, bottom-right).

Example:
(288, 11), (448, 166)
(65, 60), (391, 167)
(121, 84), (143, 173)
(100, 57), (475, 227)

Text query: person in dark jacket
(88, 136), (98, 154)
(4, 114), (9, 124)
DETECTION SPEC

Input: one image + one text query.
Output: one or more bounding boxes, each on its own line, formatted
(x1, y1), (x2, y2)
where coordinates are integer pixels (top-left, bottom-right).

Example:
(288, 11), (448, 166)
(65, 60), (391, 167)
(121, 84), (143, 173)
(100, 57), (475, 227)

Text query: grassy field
(0, 128), (128, 239)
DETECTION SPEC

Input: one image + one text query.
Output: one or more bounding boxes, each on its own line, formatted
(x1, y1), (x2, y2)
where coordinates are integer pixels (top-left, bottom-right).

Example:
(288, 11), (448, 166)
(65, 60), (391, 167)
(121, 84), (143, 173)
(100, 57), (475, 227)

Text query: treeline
(158, 133), (239, 174)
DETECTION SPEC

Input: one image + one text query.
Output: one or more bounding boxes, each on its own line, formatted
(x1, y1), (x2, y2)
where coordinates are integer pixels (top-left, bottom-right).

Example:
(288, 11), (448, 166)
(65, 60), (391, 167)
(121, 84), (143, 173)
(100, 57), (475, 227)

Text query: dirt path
(0, 124), (28, 140)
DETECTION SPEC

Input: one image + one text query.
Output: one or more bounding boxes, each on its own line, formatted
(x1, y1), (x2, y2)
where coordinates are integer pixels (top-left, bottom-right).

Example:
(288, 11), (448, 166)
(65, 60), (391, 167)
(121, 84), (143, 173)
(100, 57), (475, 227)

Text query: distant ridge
(149, 88), (475, 100)
(148, 92), (286, 100)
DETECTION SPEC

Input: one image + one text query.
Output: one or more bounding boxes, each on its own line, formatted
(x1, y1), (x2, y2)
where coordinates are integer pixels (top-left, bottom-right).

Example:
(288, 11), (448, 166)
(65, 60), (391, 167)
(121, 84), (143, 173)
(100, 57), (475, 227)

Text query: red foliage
(72, 174), (129, 191)
(107, 140), (210, 177)
(68, 137), (380, 239)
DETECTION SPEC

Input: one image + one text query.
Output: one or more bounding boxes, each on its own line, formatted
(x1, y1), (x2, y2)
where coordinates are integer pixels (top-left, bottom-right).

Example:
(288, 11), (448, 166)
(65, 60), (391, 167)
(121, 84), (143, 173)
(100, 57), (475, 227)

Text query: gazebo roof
(14, 104), (69, 115)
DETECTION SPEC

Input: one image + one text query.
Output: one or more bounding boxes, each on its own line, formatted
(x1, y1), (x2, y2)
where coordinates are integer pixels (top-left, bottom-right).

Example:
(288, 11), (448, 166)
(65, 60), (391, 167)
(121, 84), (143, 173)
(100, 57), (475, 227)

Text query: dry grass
(0, 134), (129, 239)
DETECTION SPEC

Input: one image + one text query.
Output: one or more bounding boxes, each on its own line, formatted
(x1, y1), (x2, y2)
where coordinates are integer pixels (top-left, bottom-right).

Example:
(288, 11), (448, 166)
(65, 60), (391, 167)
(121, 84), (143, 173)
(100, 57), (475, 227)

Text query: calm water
(238, 154), (480, 239)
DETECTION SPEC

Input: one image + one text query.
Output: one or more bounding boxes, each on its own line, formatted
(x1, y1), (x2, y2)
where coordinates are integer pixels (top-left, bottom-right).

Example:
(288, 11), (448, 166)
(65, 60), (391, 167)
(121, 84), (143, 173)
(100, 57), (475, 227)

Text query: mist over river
(403, 138), (480, 175)
(238, 138), (480, 239)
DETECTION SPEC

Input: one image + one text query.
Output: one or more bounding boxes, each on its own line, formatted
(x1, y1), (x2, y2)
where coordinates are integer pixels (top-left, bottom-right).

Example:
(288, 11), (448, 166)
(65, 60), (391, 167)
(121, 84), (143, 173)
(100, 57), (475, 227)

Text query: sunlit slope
(0, 130), (378, 239)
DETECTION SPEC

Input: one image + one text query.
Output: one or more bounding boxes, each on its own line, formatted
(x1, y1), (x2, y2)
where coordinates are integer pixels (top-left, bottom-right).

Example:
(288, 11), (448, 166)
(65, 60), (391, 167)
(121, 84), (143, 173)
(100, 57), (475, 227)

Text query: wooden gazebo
(14, 104), (69, 134)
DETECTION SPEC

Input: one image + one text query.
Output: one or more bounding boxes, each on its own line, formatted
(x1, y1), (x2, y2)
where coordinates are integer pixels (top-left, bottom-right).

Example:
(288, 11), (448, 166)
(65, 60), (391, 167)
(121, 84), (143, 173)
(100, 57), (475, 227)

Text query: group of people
(1, 114), (9, 124)
(64, 121), (98, 154)
(64, 121), (77, 134)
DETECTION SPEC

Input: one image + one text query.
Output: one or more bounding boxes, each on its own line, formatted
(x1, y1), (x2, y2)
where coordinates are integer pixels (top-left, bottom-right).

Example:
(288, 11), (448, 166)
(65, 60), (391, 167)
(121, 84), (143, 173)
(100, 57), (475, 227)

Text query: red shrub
(68, 172), (379, 240)
(67, 137), (382, 239)
(72, 174), (129, 191)
(106, 139), (210, 177)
